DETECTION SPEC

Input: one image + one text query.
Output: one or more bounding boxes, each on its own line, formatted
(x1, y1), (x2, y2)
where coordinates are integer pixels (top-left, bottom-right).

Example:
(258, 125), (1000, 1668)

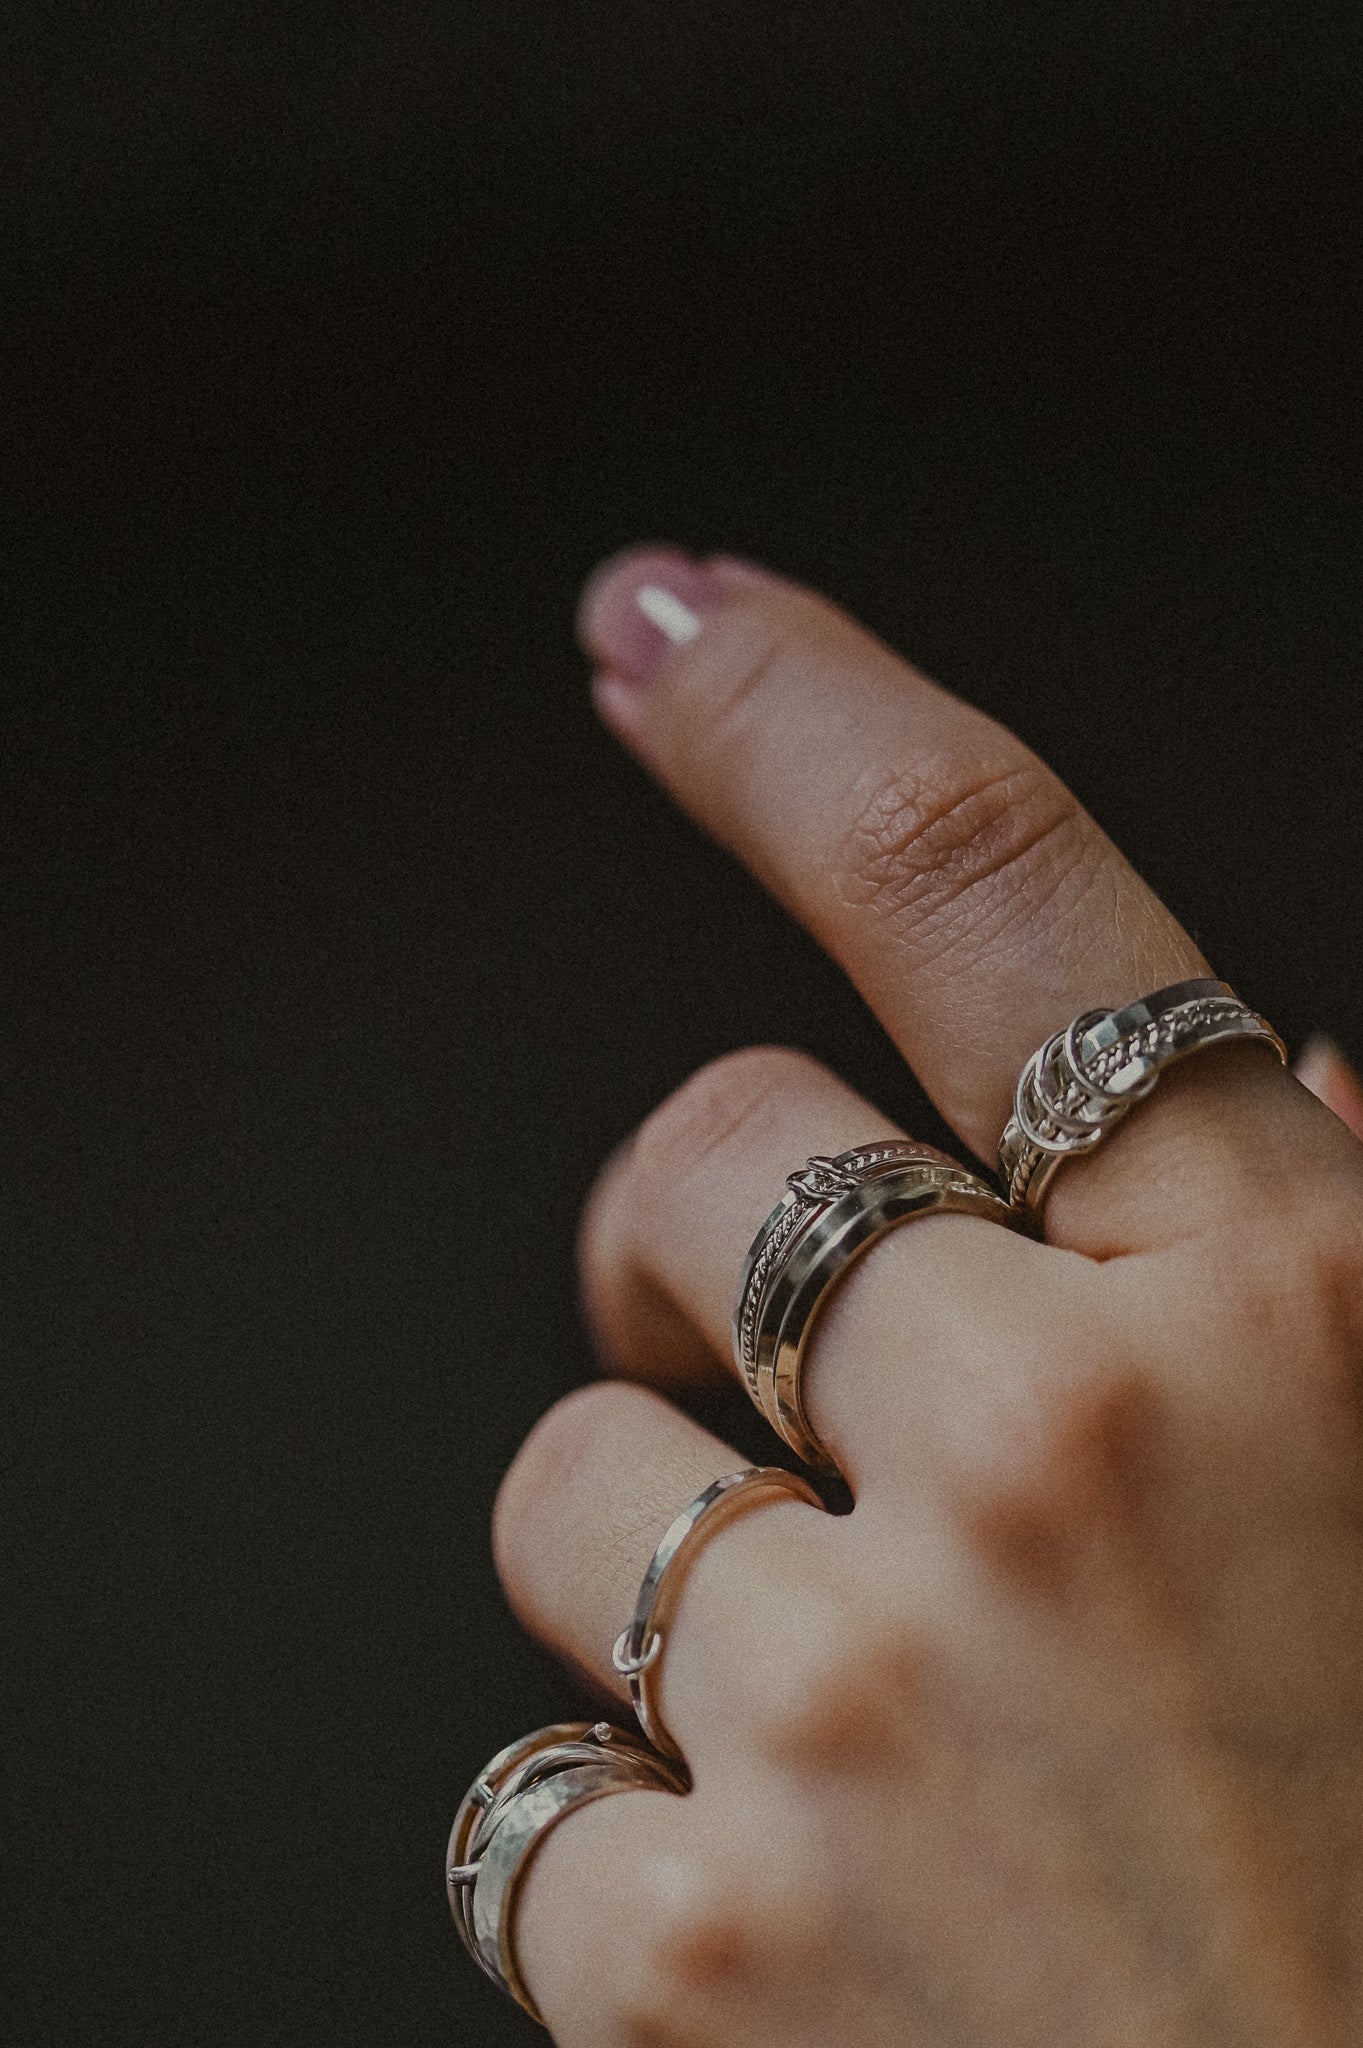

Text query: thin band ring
(612, 1466), (822, 1758)
(447, 1720), (686, 2022)
(733, 1143), (1030, 1470)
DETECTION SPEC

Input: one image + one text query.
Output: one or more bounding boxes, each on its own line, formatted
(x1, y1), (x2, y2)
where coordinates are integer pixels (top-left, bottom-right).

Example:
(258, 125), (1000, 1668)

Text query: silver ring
(611, 1466), (822, 1757)
(998, 977), (1287, 1215)
(732, 1142), (1028, 1470)
(447, 1721), (686, 2022)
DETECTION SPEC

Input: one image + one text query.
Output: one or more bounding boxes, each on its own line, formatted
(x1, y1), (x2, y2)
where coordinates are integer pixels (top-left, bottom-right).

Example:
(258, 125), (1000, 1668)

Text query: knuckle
(950, 1357), (1168, 1599)
(623, 1837), (829, 2038)
(832, 753), (1093, 965)
(653, 1893), (766, 1996)
(629, 1046), (827, 1197)
(749, 1605), (928, 1773)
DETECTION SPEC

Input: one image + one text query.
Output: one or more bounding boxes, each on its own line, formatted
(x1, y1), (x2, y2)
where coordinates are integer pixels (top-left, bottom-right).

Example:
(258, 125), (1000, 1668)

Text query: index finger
(578, 549), (1320, 1252)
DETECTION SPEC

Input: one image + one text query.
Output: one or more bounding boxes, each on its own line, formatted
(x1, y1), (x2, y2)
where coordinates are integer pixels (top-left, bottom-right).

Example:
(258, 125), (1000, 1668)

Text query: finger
(578, 549), (1315, 1248)
(1295, 1036), (1363, 1143)
(476, 1774), (684, 2047)
(512, 1774), (831, 2048)
(579, 1042), (1053, 1478)
(492, 1379), (842, 1774)
(580, 1044), (880, 1392)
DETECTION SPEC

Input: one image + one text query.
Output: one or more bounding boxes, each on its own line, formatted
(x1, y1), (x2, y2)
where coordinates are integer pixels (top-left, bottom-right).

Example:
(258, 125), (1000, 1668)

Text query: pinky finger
(503, 1776), (832, 2048)
(512, 1788), (685, 2045)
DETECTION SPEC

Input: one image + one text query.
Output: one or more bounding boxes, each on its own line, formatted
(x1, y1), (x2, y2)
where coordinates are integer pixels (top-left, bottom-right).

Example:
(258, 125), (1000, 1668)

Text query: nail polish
(634, 582), (703, 646)
(578, 548), (723, 684)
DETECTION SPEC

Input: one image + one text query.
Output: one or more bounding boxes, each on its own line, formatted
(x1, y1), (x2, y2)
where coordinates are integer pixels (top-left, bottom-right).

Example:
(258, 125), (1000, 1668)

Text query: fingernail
(577, 547), (724, 684)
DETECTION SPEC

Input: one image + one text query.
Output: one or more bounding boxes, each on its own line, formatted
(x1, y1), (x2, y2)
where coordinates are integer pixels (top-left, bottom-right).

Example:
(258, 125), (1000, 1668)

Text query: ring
(611, 1466), (822, 1757)
(447, 1720), (686, 2022)
(998, 977), (1287, 1216)
(732, 1142), (1028, 1469)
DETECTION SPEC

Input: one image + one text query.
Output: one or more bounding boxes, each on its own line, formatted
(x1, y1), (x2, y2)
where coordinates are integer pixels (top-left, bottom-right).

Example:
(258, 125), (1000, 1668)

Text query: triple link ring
(998, 977), (1287, 1215)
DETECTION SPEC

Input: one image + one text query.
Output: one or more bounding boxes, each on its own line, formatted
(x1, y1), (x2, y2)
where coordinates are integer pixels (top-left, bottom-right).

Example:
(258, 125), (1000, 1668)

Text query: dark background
(3, 3), (1360, 2042)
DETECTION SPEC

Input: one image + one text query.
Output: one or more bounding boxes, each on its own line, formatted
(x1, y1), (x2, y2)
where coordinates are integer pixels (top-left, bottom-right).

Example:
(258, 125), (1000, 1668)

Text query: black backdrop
(4, 5), (1361, 2043)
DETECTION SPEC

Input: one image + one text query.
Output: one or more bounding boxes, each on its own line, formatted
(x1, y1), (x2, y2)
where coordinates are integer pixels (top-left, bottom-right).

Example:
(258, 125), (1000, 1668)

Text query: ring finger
(493, 1379), (841, 1777)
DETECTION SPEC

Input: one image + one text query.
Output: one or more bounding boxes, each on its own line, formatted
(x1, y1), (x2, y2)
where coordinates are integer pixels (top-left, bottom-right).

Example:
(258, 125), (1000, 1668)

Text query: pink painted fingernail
(577, 547), (724, 684)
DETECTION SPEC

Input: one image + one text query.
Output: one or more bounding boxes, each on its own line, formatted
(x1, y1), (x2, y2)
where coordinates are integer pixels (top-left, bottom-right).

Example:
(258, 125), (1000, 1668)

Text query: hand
(488, 550), (1363, 2046)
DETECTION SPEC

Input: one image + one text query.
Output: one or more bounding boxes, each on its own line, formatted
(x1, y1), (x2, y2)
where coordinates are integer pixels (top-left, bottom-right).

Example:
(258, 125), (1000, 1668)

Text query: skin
(480, 550), (1363, 2046)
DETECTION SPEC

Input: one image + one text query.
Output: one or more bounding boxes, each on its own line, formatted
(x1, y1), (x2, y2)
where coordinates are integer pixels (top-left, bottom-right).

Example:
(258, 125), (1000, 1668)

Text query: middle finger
(579, 1042), (1052, 1479)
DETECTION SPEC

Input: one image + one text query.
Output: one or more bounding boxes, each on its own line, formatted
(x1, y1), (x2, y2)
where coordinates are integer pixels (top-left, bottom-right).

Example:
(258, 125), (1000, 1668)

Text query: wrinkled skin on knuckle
(832, 751), (1096, 973)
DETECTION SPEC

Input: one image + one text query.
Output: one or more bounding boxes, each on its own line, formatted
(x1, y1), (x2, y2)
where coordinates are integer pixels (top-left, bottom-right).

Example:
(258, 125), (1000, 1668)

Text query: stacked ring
(612, 1466), (822, 1757)
(998, 977), (1286, 1215)
(732, 1142), (1029, 1468)
(447, 1721), (687, 2023)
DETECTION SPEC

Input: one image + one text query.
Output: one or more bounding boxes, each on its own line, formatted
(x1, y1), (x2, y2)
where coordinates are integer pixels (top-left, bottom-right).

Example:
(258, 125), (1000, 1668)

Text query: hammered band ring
(733, 1142), (1028, 1470)
(447, 1721), (686, 2023)
(611, 1466), (822, 1757)
(998, 977), (1287, 1216)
